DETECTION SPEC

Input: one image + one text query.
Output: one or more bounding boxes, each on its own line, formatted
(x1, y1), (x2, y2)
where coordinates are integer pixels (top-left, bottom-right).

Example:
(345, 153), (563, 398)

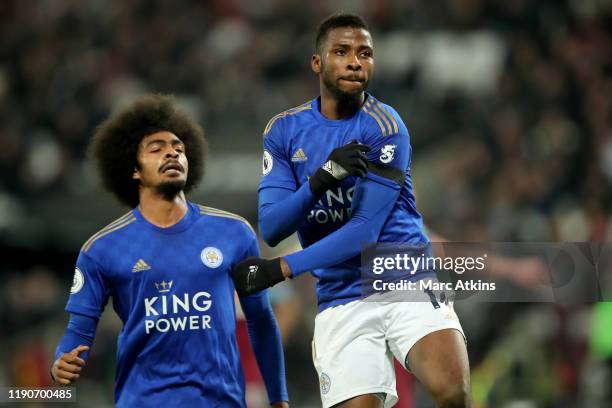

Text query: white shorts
(312, 297), (464, 408)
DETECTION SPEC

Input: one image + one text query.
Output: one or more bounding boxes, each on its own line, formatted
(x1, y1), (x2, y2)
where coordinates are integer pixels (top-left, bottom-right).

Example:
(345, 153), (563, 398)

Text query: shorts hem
(322, 386), (398, 408)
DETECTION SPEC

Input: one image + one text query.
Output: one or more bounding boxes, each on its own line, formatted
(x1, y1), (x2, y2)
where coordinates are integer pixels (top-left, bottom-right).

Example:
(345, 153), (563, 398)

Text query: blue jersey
(66, 202), (260, 407)
(259, 95), (428, 309)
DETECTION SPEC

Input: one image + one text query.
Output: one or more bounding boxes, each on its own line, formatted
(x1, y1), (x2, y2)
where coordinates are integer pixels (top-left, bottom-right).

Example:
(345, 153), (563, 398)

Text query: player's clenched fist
(309, 140), (371, 196)
(51, 345), (89, 385)
(232, 257), (286, 296)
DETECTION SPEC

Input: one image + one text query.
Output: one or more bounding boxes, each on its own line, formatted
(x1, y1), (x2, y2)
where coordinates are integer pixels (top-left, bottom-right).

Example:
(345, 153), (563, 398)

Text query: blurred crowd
(1, 0), (611, 407)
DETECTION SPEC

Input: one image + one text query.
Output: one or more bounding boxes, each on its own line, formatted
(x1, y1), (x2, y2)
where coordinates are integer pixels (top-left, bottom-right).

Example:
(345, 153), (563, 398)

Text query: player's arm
(237, 229), (289, 405)
(259, 186), (317, 247)
(240, 292), (289, 406)
(52, 251), (110, 385)
(284, 174), (400, 275)
(51, 314), (97, 385)
(259, 120), (370, 247)
(236, 176), (400, 294)
(234, 115), (410, 295)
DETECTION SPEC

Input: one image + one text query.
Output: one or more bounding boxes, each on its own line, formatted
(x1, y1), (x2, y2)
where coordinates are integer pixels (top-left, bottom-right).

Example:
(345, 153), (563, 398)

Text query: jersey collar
(133, 201), (198, 234)
(311, 94), (369, 126)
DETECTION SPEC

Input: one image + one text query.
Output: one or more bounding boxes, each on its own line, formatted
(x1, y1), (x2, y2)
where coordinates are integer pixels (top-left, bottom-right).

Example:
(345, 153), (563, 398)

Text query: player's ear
(311, 54), (321, 74)
(132, 167), (141, 180)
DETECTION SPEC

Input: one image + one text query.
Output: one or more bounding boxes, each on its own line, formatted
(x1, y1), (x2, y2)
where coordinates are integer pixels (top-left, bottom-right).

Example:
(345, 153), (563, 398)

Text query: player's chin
(157, 179), (186, 197)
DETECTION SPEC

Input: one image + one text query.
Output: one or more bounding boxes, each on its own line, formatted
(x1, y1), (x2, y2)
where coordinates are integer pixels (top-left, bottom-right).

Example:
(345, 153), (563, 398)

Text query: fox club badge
(201, 247), (223, 268)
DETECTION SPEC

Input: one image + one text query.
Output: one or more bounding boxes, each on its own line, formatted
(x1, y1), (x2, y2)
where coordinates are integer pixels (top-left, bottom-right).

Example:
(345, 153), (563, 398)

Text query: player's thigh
(407, 328), (470, 404)
(384, 299), (468, 398)
(313, 301), (397, 408)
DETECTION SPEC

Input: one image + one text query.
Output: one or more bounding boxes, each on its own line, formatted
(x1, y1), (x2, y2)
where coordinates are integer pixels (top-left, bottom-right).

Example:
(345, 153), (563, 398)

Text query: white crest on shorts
(320, 372), (331, 395)
(263, 150), (273, 175)
(380, 144), (397, 164)
(70, 267), (84, 294)
(201, 247), (223, 268)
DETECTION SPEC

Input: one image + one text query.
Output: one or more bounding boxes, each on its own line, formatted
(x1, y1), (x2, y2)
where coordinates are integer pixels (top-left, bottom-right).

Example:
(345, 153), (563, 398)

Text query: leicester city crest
(201, 247), (223, 268)
(320, 372), (331, 395)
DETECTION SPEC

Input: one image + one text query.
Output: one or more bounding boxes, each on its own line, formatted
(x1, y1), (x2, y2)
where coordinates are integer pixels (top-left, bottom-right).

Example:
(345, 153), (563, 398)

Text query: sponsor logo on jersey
(144, 280), (213, 334)
(263, 150), (273, 175)
(155, 280), (173, 293)
(320, 372), (331, 395)
(201, 247), (223, 268)
(307, 186), (355, 224)
(380, 144), (397, 163)
(132, 258), (151, 272)
(291, 148), (308, 162)
(70, 267), (84, 294)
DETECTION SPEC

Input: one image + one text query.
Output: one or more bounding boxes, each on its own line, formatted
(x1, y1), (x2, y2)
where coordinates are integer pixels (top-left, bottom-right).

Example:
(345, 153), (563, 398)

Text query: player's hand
(51, 345), (89, 386)
(232, 257), (286, 296)
(309, 140), (371, 196)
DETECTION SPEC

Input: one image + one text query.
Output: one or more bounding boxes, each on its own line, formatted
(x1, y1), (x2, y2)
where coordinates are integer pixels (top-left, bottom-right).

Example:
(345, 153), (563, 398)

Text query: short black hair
(315, 13), (369, 53)
(89, 94), (208, 208)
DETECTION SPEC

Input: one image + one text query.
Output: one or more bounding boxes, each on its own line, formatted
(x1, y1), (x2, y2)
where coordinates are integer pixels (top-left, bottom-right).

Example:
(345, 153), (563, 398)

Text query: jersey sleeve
(54, 313), (98, 362)
(65, 251), (111, 319)
(244, 223), (260, 259)
(237, 221), (288, 403)
(362, 103), (411, 189)
(237, 221), (269, 302)
(259, 119), (296, 191)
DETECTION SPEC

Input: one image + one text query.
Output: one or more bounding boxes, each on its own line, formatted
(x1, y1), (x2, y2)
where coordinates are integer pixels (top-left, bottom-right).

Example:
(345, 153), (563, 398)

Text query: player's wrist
(279, 257), (293, 279)
(309, 167), (338, 196)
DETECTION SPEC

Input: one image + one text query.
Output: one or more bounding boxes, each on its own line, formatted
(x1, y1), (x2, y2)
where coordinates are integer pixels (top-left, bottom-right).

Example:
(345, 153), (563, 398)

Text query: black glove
(309, 141), (371, 196)
(232, 257), (285, 296)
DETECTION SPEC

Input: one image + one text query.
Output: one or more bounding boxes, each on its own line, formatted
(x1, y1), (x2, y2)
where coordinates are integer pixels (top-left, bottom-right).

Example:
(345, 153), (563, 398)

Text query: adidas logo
(291, 148), (308, 162)
(322, 161), (333, 174)
(132, 259), (151, 272)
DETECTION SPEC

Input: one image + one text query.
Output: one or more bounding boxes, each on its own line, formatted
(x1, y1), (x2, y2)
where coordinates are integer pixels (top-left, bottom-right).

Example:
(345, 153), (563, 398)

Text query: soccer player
(232, 14), (469, 408)
(51, 95), (289, 408)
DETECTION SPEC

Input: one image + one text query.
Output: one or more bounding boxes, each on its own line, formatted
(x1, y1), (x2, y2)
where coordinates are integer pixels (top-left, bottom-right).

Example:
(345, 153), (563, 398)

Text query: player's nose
(165, 149), (179, 158)
(347, 60), (361, 71)
(347, 54), (362, 71)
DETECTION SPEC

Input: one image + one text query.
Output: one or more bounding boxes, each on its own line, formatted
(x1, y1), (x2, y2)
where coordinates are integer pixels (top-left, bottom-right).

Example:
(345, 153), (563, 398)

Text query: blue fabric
(259, 183), (318, 247)
(284, 175), (399, 276)
(54, 313), (98, 362)
(239, 292), (288, 403)
(62, 201), (286, 407)
(259, 94), (429, 311)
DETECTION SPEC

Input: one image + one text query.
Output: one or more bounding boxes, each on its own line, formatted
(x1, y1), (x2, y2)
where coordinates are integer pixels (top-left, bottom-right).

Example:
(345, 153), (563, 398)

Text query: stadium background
(1, 1), (611, 407)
